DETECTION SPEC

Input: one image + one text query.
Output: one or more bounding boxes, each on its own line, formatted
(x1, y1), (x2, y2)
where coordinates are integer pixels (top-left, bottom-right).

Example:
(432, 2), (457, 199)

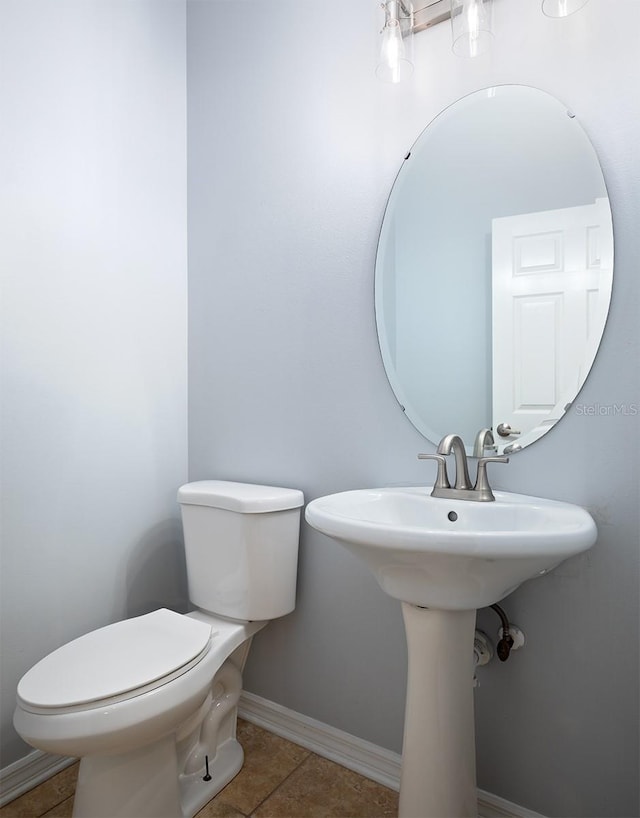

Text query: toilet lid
(17, 609), (213, 710)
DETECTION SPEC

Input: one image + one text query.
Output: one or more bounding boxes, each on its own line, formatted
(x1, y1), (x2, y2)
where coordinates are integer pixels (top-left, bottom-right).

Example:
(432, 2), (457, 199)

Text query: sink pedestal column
(399, 603), (477, 818)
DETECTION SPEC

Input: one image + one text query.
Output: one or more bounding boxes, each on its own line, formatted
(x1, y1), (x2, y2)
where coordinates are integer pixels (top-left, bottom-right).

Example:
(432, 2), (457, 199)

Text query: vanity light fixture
(451, 0), (493, 57)
(376, 0), (415, 83)
(541, 0), (590, 17)
(377, 0), (590, 83)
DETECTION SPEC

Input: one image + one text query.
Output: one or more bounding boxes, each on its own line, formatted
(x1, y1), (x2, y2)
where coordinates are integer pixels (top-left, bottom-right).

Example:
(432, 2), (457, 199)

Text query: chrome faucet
(418, 433), (509, 502)
(438, 434), (473, 490)
(473, 428), (496, 458)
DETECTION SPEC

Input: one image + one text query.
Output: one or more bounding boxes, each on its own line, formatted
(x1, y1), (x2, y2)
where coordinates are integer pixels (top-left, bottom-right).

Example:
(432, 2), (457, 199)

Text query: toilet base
(72, 734), (244, 818)
(71, 649), (251, 818)
(73, 735), (182, 818)
(180, 737), (244, 817)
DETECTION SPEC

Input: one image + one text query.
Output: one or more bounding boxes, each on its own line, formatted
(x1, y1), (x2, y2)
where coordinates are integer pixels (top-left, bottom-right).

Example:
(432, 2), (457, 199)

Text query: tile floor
(0, 720), (399, 818)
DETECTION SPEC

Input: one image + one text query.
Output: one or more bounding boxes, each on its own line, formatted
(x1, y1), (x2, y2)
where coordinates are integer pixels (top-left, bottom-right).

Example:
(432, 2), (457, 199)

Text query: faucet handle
(418, 453), (450, 490)
(496, 423), (521, 438)
(474, 456), (509, 501)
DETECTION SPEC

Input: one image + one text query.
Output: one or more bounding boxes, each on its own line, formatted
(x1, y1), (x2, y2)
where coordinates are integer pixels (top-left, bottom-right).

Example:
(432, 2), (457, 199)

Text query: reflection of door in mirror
(491, 197), (612, 452)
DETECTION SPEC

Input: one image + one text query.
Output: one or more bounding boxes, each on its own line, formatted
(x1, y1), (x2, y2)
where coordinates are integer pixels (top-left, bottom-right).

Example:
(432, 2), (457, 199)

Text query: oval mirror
(375, 85), (613, 456)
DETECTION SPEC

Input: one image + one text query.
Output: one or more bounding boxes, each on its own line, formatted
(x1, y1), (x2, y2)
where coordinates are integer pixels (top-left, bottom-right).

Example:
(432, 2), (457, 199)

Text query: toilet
(14, 481), (304, 818)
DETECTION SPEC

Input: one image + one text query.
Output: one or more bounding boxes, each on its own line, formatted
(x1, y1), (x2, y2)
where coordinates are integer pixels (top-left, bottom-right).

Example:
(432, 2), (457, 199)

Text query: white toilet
(14, 481), (304, 818)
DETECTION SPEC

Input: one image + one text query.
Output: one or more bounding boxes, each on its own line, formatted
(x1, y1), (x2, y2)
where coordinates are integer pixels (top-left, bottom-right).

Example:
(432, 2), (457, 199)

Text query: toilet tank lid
(177, 481), (304, 513)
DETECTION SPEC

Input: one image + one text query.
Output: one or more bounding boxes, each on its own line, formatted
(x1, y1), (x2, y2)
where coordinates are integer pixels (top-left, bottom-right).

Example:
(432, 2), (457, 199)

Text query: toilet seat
(14, 613), (263, 760)
(17, 609), (214, 715)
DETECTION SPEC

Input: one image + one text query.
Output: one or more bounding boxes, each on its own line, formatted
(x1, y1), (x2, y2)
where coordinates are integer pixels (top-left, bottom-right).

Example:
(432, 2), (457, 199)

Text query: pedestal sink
(305, 487), (596, 818)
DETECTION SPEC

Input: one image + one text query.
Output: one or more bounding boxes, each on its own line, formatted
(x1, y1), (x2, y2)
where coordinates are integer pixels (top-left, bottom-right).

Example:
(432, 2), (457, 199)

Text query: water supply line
(490, 603), (513, 660)
(490, 603), (525, 661)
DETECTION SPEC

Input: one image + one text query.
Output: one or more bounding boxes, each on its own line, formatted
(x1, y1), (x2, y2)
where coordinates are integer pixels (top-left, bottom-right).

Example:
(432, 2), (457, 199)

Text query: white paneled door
(491, 198), (612, 449)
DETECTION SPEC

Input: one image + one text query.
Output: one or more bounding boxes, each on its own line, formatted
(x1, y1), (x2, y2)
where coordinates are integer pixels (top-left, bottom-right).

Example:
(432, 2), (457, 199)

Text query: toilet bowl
(14, 481), (304, 818)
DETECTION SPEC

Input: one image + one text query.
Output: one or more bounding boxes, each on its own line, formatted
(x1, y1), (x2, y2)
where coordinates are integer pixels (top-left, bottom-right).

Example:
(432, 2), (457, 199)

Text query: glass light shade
(542, 0), (590, 17)
(376, 19), (414, 83)
(450, 0), (493, 58)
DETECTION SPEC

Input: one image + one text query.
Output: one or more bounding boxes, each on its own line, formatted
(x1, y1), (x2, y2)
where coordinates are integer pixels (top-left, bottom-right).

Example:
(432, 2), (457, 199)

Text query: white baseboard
(238, 691), (545, 818)
(1, 693), (544, 818)
(239, 690), (402, 792)
(0, 748), (75, 807)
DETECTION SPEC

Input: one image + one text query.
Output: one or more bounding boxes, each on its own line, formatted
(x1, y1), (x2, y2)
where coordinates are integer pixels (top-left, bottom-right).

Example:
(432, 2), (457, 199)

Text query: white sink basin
(305, 487), (596, 610)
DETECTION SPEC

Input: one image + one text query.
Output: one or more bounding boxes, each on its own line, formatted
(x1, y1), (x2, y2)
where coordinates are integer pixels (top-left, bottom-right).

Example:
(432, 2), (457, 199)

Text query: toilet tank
(177, 481), (304, 621)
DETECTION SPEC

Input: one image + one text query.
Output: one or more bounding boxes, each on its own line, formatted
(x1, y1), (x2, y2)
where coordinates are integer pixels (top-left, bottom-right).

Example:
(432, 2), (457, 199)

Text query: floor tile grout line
(246, 749), (314, 817)
(42, 769), (78, 817)
(41, 793), (75, 818)
(0, 767), (78, 818)
(245, 746), (399, 818)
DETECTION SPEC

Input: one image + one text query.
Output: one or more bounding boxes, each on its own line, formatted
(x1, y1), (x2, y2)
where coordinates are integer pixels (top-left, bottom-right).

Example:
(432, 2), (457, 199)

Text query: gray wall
(0, 0), (189, 767)
(187, 1), (639, 817)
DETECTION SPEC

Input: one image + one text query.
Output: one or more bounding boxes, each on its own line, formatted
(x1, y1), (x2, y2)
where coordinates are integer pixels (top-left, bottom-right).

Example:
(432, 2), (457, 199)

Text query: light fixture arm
(382, 0), (487, 39)
(380, 0), (414, 37)
(410, 0), (454, 34)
